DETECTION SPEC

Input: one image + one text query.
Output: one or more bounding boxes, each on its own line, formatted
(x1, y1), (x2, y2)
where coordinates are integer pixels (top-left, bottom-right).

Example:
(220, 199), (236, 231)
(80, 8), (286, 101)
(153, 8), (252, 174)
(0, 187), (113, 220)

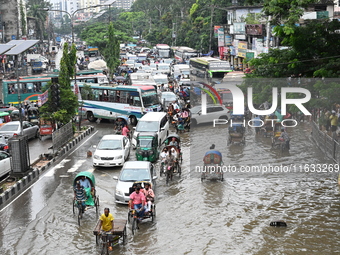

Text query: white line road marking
(67, 159), (87, 172)
(44, 159), (71, 177)
(0, 130), (98, 213)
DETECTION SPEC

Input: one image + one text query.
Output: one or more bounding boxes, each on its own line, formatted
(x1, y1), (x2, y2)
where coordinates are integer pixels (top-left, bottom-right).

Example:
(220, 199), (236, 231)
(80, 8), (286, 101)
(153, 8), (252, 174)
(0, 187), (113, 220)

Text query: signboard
(246, 24), (264, 35)
(11, 35), (16, 40)
(235, 34), (246, 40)
(233, 22), (245, 34)
(214, 26), (221, 38)
(218, 28), (224, 47)
(246, 52), (255, 60)
(225, 35), (232, 46)
(37, 90), (49, 107)
(209, 61), (231, 70)
(237, 41), (247, 58)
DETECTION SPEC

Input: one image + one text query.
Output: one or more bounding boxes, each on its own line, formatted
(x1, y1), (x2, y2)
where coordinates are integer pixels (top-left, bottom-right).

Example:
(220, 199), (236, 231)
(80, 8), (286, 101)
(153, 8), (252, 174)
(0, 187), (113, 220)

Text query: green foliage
(20, 0), (26, 36)
(39, 43), (78, 124)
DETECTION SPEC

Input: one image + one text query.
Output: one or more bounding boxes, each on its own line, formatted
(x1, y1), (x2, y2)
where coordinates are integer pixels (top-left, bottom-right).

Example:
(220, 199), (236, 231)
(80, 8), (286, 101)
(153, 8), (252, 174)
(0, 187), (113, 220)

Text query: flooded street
(0, 121), (339, 254)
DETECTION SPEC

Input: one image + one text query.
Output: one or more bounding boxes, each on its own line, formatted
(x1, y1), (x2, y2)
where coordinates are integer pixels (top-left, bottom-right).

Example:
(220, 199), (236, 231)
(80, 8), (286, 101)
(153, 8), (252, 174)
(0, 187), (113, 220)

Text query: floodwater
(0, 120), (339, 255)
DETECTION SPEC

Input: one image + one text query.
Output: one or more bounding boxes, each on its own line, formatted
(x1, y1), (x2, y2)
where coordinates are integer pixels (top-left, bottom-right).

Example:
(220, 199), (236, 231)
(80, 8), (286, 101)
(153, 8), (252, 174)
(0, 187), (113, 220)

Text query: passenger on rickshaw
(129, 187), (146, 220)
(279, 127), (290, 149)
(98, 208), (115, 251)
(122, 124), (130, 138)
(79, 175), (91, 188)
(114, 117), (125, 131)
(142, 183), (154, 213)
(74, 181), (87, 213)
(169, 137), (179, 147)
(165, 149), (176, 172)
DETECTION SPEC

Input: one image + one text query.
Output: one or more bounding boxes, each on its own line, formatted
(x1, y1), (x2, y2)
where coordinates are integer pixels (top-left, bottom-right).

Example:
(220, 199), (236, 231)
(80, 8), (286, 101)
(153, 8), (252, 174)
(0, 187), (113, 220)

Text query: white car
(0, 151), (11, 179)
(113, 161), (157, 204)
(190, 104), (231, 125)
(93, 135), (130, 167)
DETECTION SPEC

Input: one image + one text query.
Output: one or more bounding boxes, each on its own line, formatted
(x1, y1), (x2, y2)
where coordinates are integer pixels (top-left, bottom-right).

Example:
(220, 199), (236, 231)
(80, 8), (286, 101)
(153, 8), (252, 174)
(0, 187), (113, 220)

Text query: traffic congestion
(0, 39), (338, 255)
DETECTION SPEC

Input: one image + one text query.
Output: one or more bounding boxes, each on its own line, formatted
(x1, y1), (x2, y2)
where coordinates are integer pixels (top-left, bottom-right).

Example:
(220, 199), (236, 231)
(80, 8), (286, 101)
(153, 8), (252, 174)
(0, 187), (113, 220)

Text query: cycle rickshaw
(201, 150), (224, 181)
(73, 171), (100, 225)
(93, 218), (127, 254)
(128, 181), (156, 235)
(164, 134), (183, 163)
(113, 116), (130, 137)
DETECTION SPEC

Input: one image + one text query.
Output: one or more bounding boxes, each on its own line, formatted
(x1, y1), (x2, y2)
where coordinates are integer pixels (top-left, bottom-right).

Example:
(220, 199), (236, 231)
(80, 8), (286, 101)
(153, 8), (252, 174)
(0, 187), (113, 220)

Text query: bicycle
(99, 231), (114, 255)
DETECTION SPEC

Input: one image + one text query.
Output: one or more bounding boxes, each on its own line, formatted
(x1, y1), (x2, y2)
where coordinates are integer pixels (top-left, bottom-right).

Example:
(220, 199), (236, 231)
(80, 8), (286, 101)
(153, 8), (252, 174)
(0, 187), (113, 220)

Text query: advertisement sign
(209, 61), (231, 70)
(218, 28), (224, 47)
(246, 52), (255, 60)
(225, 35), (232, 46)
(246, 24), (265, 35)
(235, 34), (246, 40)
(237, 41), (247, 58)
(37, 90), (49, 107)
(214, 26), (221, 38)
(233, 22), (245, 34)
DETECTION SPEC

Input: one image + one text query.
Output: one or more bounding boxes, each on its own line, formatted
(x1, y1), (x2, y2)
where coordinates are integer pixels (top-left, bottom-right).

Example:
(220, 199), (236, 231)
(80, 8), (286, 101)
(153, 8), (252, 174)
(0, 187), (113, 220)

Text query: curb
(0, 125), (95, 210)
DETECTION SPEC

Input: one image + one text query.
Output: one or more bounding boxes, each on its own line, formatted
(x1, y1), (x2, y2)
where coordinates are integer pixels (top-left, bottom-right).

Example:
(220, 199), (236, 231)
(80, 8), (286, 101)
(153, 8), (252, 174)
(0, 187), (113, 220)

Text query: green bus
(1, 70), (107, 105)
(189, 57), (232, 83)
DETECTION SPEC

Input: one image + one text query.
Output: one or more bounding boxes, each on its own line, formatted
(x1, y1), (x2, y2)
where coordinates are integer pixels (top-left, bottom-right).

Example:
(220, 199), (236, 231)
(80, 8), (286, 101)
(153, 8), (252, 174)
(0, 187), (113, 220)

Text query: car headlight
(116, 155), (123, 159)
(116, 189), (123, 196)
(93, 155), (100, 159)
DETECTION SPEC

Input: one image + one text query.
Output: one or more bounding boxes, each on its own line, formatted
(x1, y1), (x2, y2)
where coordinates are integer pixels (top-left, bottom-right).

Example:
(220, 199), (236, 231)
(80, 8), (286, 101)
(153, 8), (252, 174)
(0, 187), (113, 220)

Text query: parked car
(113, 161), (157, 204)
(0, 121), (39, 141)
(0, 151), (11, 179)
(92, 135), (130, 167)
(190, 104), (231, 126)
(0, 135), (9, 152)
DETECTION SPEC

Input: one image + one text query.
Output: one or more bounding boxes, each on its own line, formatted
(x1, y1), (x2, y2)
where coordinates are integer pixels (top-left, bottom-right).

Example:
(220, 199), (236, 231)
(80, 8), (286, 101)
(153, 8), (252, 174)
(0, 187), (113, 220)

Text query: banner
(38, 90), (49, 107)
(237, 41), (247, 58)
(214, 26), (221, 38)
(218, 28), (224, 47)
(225, 35), (232, 46)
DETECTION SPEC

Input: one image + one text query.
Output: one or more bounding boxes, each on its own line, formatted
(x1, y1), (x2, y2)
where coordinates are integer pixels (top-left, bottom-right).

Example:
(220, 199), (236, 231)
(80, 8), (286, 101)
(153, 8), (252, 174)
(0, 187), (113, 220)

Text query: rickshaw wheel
(151, 204), (156, 222)
(95, 196), (100, 214)
(130, 116), (137, 126)
(72, 198), (76, 214)
(123, 226), (127, 244)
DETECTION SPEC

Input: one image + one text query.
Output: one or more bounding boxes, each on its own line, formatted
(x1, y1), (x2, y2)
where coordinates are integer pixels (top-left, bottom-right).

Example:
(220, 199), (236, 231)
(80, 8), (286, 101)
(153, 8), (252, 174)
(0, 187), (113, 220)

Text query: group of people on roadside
(325, 110), (339, 138)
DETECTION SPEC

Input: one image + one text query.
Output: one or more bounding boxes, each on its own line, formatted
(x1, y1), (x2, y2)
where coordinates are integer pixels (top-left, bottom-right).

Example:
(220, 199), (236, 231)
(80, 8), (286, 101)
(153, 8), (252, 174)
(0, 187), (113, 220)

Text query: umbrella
(115, 76), (126, 81)
(87, 59), (107, 69)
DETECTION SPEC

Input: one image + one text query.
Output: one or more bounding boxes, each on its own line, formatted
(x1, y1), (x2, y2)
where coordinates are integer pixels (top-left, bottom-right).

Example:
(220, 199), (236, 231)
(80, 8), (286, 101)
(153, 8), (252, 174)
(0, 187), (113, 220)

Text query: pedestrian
(329, 110), (338, 137)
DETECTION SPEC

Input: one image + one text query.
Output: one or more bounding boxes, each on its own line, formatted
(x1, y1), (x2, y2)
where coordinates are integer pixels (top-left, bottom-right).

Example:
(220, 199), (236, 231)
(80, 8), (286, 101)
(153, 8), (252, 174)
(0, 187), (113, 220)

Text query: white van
(132, 112), (169, 148)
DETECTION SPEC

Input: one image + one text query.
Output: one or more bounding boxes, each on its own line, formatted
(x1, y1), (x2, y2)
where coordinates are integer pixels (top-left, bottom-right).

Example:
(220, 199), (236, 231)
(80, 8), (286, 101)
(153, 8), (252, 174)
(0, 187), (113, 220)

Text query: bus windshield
(142, 91), (160, 107)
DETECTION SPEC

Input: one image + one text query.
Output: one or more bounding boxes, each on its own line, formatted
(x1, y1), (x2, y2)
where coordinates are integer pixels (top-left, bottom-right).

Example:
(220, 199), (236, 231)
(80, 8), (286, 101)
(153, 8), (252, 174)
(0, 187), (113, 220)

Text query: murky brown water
(0, 121), (339, 255)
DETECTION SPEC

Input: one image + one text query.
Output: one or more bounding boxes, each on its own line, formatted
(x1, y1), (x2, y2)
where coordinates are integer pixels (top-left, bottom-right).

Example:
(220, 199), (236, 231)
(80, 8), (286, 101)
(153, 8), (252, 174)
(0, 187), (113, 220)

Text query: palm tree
(26, 0), (52, 41)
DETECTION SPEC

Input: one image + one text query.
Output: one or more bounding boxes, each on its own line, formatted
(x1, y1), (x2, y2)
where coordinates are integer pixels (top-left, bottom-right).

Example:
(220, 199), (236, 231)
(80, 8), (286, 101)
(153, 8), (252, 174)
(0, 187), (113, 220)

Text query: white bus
(155, 44), (171, 58)
(79, 84), (162, 125)
(174, 47), (199, 63)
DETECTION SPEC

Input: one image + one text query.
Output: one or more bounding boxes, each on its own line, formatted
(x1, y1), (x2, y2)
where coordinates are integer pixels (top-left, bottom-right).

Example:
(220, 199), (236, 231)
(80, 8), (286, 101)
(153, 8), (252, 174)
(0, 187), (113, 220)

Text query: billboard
(246, 24), (265, 35)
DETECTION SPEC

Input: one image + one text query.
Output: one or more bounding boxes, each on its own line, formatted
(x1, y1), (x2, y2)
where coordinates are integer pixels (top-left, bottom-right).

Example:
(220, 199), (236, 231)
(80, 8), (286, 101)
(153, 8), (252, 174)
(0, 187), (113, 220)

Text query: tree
(101, 23), (120, 80)
(39, 43), (78, 125)
(26, 0), (51, 40)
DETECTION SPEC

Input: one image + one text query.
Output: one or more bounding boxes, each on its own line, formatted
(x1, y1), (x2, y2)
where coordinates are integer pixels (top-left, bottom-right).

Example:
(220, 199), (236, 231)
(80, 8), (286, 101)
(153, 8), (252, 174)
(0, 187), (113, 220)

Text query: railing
(311, 121), (340, 164)
(52, 122), (74, 153)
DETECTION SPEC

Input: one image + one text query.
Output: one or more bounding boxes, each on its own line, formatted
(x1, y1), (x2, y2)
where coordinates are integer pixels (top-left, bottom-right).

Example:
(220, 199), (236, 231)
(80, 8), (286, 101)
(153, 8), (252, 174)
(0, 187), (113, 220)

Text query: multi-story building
(0, 0), (26, 42)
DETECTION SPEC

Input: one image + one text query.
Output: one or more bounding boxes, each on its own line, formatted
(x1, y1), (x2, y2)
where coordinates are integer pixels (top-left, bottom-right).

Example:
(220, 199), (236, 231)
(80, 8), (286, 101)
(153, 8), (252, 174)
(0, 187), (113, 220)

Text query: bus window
(108, 90), (116, 102)
(102, 89), (109, 101)
(120, 91), (128, 104)
(133, 97), (141, 107)
(85, 78), (95, 83)
(26, 83), (34, 93)
(93, 89), (101, 101)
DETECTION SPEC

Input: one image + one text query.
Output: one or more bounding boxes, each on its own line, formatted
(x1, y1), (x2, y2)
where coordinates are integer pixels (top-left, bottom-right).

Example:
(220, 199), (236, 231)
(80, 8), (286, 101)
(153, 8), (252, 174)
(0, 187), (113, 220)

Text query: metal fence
(311, 121), (340, 164)
(52, 122), (74, 153)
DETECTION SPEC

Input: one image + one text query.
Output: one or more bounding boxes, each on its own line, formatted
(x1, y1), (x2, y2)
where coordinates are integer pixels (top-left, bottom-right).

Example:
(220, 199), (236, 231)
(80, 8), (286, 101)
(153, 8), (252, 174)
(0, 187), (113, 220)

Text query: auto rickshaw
(135, 132), (159, 162)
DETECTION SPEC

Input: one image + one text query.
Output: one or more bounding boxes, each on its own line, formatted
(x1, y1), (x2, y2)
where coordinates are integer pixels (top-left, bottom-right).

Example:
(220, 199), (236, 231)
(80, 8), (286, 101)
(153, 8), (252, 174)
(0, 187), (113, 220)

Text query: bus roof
(116, 85), (155, 91)
(190, 57), (222, 64)
(175, 46), (198, 53)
